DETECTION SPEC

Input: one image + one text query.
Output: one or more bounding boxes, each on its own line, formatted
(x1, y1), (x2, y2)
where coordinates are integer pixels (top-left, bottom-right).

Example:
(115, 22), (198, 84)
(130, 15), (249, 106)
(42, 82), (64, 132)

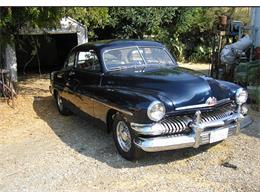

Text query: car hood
(103, 66), (237, 110)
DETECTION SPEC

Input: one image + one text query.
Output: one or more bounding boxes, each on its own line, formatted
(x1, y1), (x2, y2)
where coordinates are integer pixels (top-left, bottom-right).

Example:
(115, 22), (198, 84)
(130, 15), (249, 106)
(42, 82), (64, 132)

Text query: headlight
(147, 101), (165, 122)
(236, 88), (248, 105)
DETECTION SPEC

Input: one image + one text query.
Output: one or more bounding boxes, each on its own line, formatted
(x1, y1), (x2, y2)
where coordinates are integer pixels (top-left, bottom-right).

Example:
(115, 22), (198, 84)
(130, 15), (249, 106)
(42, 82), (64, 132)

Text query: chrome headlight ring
(147, 101), (166, 122)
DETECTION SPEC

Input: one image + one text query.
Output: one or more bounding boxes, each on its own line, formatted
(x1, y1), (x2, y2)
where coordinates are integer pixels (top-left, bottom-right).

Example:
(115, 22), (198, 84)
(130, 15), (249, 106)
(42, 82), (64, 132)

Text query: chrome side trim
(91, 98), (133, 116)
(175, 98), (231, 111)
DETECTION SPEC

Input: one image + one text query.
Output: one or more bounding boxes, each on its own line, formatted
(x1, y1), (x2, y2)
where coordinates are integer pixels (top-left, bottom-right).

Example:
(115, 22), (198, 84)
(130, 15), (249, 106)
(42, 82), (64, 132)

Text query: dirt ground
(0, 64), (260, 191)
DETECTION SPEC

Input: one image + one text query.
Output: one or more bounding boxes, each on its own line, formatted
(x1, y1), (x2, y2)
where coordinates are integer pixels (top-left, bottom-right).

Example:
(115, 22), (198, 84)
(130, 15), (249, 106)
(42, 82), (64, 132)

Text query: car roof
(73, 39), (165, 51)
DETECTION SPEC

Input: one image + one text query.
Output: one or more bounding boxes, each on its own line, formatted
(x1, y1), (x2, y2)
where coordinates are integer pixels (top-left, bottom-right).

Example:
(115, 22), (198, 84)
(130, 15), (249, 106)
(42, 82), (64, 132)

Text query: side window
(76, 49), (101, 72)
(64, 53), (75, 68)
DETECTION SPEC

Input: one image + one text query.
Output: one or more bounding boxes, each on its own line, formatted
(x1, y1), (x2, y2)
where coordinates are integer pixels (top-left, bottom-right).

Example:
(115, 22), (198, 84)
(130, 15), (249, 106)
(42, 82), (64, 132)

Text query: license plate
(210, 128), (229, 143)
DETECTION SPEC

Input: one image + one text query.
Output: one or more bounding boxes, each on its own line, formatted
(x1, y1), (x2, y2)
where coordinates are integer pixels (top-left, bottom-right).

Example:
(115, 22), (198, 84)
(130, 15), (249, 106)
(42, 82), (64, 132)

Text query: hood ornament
(206, 97), (217, 106)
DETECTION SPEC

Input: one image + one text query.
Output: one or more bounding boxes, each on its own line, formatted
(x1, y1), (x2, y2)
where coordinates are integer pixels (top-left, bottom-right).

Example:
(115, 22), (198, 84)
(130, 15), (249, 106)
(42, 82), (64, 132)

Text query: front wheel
(112, 113), (143, 161)
(55, 91), (72, 116)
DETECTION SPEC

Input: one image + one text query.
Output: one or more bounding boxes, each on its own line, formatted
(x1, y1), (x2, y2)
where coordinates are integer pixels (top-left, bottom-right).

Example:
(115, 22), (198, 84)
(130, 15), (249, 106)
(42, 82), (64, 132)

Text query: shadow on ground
(33, 95), (260, 168)
(33, 95), (220, 168)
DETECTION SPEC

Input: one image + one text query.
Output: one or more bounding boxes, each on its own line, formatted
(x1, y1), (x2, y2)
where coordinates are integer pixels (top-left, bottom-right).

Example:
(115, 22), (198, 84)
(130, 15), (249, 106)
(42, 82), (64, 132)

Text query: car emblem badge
(206, 97), (217, 106)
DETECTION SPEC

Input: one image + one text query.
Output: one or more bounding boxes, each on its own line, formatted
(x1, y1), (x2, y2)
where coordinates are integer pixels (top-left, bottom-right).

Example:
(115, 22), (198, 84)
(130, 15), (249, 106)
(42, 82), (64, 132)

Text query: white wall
(251, 7), (260, 47)
(60, 17), (88, 45)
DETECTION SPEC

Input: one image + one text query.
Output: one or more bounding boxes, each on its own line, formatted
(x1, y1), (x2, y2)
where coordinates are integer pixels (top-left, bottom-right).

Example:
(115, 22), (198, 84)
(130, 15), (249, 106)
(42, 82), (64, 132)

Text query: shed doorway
(15, 33), (78, 75)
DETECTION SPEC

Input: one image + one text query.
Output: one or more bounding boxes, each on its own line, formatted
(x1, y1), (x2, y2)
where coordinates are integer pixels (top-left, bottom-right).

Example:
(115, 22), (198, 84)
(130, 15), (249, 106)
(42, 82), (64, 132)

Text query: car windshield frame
(102, 46), (177, 72)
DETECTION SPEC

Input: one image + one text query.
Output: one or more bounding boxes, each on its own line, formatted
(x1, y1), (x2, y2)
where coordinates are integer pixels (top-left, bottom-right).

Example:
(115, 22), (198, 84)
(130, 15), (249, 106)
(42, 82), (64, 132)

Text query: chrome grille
(160, 116), (192, 134)
(201, 105), (234, 123)
(160, 103), (236, 135)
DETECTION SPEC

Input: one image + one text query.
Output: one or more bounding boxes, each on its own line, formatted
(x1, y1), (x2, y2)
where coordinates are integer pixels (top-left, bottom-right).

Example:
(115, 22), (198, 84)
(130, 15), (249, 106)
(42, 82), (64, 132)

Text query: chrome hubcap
(116, 121), (131, 152)
(57, 93), (63, 110)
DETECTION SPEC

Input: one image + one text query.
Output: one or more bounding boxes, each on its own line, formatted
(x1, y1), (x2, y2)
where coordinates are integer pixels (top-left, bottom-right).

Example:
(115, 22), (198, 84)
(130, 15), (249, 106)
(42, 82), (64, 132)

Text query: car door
(56, 51), (76, 101)
(67, 48), (102, 117)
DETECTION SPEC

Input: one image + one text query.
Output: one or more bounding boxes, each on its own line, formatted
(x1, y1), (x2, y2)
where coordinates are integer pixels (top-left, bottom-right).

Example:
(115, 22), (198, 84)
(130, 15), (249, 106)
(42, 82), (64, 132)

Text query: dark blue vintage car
(50, 40), (252, 160)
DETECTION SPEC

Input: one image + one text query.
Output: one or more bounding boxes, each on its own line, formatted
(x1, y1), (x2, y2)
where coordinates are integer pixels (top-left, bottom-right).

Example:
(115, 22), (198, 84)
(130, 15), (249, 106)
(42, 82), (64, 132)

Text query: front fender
(216, 79), (241, 100)
(95, 86), (171, 123)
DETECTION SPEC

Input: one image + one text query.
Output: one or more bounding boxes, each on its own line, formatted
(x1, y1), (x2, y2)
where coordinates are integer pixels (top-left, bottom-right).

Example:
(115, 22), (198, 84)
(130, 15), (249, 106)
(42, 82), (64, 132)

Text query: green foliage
(248, 67), (260, 109)
(107, 7), (178, 39)
(187, 46), (212, 63)
(0, 7), (64, 45)
(234, 61), (260, 86)
(0, 7), (110, 43)
(0, 7), (251, 63)
(0, 7), (65, 70)
(101, 7), (187, 60)
(95, 7), (250, 63)
(64, 7), (109, 39)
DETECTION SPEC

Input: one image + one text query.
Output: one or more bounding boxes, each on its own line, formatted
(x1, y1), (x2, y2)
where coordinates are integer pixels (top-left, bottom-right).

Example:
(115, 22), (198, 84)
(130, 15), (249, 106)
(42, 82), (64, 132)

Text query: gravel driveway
(0, 72), (259, 192)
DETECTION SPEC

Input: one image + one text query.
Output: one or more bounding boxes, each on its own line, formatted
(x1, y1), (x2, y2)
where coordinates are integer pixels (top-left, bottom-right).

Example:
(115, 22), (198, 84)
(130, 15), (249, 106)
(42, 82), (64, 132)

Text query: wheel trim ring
(116, 121), (131, 152)
(57, 93), (63, 110)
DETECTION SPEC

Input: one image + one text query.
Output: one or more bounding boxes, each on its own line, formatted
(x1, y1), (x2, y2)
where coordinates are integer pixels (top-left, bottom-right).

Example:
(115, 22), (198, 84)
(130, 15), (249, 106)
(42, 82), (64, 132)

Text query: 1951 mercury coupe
(50, 40), (252, 160)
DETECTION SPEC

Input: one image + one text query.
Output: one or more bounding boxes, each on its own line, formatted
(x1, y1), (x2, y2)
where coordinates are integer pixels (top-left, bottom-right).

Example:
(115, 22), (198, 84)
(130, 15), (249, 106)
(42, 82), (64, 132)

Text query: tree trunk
(33, 37), (42, 76)
(4, 43), (17, 82)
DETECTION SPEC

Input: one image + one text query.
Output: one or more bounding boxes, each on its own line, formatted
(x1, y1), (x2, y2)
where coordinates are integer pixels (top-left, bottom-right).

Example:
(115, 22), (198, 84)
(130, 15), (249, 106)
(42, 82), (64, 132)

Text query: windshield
(103, 46), (176, 71)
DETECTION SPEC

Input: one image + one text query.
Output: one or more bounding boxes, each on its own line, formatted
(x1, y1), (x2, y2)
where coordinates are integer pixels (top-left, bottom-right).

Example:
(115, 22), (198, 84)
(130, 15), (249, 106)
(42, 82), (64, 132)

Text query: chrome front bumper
(132, 112), (253, 152)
